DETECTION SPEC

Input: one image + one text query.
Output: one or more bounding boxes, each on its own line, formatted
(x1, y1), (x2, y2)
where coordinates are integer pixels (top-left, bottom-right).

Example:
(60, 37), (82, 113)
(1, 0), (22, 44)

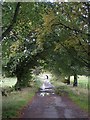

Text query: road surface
(19, 91), (88, 118)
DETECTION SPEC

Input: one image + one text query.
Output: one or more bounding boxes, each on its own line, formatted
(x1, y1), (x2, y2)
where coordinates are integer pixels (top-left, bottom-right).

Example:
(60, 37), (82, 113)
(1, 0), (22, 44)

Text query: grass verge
(2, 87), (37, 118)
(53, 80), (88, 112)
(67, 87), (88, 112)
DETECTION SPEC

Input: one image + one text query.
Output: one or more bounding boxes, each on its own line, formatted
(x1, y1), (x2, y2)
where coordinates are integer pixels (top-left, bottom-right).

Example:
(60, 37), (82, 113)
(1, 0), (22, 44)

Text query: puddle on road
(40, 92), (49, 96)
(39, 92), (55, 97)
(37, 87), (55, 97)
(38, 81), (55, 97)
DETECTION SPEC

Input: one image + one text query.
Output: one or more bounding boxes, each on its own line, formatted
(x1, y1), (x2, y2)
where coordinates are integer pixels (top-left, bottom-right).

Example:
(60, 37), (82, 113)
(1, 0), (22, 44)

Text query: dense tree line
(2, 2), (90, 88)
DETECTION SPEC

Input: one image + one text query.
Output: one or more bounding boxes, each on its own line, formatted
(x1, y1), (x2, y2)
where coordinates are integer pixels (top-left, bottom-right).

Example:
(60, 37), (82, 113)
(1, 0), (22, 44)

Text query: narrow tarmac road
(19, 91), (88, 118)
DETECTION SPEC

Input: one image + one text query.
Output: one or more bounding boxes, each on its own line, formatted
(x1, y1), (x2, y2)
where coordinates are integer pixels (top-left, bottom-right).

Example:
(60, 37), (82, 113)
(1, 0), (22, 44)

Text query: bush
(55, 86), (68, 96)
(2, 86), (15, 96)
(61, 79), (68, 84)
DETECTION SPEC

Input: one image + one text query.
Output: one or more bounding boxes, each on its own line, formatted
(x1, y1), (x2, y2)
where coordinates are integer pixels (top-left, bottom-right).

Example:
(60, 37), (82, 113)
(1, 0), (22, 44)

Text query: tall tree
(2, 2), (89, 88)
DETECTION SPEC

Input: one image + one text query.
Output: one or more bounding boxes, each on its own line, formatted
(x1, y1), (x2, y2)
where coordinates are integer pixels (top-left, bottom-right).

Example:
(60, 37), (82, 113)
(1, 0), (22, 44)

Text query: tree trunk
(73, 74), (78, 87)
(15, 70), (31, 90)
(14, 74), (22, 90)
(67, 75), (70, 85)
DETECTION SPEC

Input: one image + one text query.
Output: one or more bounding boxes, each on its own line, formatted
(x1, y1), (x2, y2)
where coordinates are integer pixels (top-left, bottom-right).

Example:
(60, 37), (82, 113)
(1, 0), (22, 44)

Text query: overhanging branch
(51, 21), (90, 37)
(2, 2), (20, 40)
(59, 41), (88, 67)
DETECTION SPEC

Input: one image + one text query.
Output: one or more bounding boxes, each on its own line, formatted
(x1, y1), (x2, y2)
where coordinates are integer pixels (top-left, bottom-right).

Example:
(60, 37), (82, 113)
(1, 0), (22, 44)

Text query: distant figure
(46, 75), (48, 79)
(40, 74), (54, 89)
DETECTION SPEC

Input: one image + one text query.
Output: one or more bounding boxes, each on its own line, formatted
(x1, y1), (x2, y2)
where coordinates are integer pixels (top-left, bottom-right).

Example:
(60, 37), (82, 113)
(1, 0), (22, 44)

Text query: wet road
(19, 91), (88, 118)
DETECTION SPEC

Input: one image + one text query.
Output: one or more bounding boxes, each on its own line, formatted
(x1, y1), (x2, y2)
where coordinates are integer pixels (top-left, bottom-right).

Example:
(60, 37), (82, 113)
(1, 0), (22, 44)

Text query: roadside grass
(65, 84), (88, 112)
(2, 87), (37, 118)
(68, 88), (88, 112)
(52, 79), (88, 112)
(2, 77), (40, 118)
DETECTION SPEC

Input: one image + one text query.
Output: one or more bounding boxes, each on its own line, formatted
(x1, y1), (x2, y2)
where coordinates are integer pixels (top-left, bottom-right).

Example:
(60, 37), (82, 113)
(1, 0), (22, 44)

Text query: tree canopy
(2, 2), (90, 87)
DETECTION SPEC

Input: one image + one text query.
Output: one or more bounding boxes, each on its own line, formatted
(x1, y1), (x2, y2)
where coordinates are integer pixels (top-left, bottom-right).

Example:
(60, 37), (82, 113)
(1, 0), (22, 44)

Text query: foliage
(2, 2), (89, 87)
